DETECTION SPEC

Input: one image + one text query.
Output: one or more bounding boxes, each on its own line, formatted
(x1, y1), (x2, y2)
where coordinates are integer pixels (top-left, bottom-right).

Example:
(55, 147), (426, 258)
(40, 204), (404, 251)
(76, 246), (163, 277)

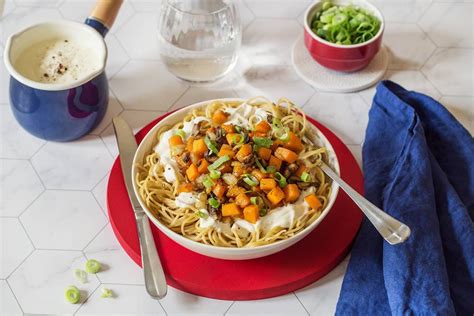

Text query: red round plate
(107, 112), (363, 300)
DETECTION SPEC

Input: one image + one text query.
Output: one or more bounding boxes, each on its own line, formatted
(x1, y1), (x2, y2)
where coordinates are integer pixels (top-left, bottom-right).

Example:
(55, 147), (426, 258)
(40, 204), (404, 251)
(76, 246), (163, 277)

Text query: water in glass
(158, 0), (242, 82)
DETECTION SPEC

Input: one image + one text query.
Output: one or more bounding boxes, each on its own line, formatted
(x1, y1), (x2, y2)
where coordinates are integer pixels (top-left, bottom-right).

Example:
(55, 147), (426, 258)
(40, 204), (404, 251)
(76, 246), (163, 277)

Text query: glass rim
(164, 0), (233, 16)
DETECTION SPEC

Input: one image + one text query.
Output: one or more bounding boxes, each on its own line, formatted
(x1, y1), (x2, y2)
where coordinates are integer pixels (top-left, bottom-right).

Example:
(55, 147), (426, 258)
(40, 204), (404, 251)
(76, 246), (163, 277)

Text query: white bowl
(132, 98), (340, 260)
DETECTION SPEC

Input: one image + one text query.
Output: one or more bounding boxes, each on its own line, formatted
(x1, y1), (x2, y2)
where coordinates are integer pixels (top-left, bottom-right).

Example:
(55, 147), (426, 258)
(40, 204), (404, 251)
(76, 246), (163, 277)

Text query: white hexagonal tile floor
(8, 250), (100, 314)
(295, 258), (350, 316)
(419, 2), (473, 48)
(1, 218), (34, 279)
(13, 0), (62, 7)
(30, 135), (113, 190)
(20, 190), (107, 250)
(239, 1), (256, 29)
(0, 107), (46, 159)
(303, 92), (370, 145)
(0, 0), (16, 18)
(128, 0), (161, 13)
(59, 0), (135, 34)
(0, 160), (44, 217)
(422, 48), (474, 96)
(439, 96), (474, 135)
(75, 284), (166, 315)
(92, 173), (110, 215)
(115, 12), (160, 60)
(368, 0), (433, 23)
(227, 293), (308, 316)
(104, 34), (131, 78)
(384, 23), (436, 70)
(244, 0), (311, 18)
(100, 109), (165, 157)
(110, 60), (189, 111)
(0, 7), (62, 45)
(159, 287), (233, 316)
(169, 86), (239, 112)
(0, 280), (22, 316)
(242, 19), (302, 66)
(84, 225), (144, 285)
(359, 70), (441, 106)
(235, 65), (315, 106)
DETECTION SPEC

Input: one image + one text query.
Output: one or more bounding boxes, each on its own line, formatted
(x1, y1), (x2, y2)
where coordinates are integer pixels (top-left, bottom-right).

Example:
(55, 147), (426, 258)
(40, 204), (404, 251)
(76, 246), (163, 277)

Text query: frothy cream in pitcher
(13, 38), (102, 84)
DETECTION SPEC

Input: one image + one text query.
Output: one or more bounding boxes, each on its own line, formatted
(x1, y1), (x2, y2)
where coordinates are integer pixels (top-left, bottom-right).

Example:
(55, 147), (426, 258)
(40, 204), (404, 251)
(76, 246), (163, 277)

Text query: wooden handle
(90, 0), (123, 30)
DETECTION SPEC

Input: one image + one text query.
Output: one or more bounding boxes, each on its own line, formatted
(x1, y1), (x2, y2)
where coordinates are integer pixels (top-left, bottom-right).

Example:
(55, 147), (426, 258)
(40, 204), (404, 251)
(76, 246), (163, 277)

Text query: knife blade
(112, 116), (167, 299)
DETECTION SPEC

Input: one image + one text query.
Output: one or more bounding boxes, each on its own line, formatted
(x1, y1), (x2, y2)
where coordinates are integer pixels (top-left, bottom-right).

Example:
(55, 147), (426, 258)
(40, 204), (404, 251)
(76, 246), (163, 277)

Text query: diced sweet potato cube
(185, 164), (199, 181)
(254, 121), (271, 133)
(305, 193), (322, 210)
(235, 193), (251, 208)
(192, 138), (207, 156)
(284, 184), (300, 203)
(236, 144), (252, 162)
(274, 147), (299, 163)
(212, 110), (228, 125)
(243, 205), (259, 223)
(268, 155), (282, 171)
(222, 203), (241, 217)
(267, 186), (285, 205)
(258, 147), (272, 161)
(283, 132), (304, 153)
(260, 178), (277, 191)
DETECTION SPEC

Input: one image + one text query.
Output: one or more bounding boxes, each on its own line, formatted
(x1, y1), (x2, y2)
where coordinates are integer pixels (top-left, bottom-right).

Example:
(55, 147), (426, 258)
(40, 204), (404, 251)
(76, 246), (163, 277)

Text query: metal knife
(112, 116), (167, 299)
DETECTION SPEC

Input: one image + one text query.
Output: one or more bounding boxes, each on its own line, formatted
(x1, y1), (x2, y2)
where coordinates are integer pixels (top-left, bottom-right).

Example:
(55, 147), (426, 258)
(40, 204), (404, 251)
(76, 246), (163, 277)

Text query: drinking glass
(158, 0), (242, 83)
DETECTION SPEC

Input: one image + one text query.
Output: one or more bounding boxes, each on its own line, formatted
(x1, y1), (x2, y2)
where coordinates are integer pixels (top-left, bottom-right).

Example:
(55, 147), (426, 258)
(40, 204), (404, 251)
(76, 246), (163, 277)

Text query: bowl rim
(132, 98), (340, 253)
(303, 0), (385, 49)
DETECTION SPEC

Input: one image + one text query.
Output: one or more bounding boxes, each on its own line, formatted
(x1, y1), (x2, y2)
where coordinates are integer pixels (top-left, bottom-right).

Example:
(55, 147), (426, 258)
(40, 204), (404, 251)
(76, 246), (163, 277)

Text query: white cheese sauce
(154, 116), (208, 183)
(174, 192), (199, 208)
(224, 103), (268, 129)
(198, 188), (316, 233)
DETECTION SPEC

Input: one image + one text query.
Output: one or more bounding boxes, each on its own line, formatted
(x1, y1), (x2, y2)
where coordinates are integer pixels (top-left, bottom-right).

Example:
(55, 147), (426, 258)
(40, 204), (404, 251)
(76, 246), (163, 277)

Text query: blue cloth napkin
(335, 81), (474, 316)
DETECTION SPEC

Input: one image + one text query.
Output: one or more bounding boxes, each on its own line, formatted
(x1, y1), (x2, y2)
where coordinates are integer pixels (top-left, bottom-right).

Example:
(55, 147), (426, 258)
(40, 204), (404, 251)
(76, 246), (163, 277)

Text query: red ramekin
(303, 0), (385, 72)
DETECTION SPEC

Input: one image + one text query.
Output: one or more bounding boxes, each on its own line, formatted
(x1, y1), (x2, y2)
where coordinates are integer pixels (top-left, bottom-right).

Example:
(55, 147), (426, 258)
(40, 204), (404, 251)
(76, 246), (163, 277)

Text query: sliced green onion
(209, 169), (221, 180)
(259, 208), (268, 217)
(242, 174), (258, 187)
(310, 2), (381, 45)
(100, 288), (114, 298)
(255, 158), (268, 173)
(253, 137), (273, 148)
(74, 269), (87, 284)
(208, 197), (220, 208)
(250, 197), (258, 205)
(266, 166), (277, 173)
(203, 176), (214, 190)
(301, 172), (311, 183)
(274, 127), (290, 142)
(208, 155), (230, 171)
(234, 126), (243, 133)
(65, 285), (81, 304)
(198, 210), (209, 219)
(175, 129), (186, 139)
(274, 172), (287, 188)
(85, 259), (101, 274)
(322, 1), (332, 10)
(272, 117), (283, 130)
(232, 134), (245, 145)
(204, 136), (219, 155)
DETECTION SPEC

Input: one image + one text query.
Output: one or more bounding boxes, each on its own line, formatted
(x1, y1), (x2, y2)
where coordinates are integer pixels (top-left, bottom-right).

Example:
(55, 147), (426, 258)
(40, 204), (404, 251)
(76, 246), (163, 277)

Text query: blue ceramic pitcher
(3, 0), (123, 141)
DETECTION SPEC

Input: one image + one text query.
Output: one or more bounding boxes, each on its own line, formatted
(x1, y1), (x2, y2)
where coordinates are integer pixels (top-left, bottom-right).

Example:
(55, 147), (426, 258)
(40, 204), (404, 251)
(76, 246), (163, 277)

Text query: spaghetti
(135, 97), (332, 248)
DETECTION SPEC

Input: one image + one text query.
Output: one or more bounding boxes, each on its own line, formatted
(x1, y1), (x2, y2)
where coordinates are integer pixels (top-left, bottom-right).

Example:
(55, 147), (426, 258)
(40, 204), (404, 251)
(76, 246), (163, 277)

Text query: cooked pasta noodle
(136, 97), (332, 248)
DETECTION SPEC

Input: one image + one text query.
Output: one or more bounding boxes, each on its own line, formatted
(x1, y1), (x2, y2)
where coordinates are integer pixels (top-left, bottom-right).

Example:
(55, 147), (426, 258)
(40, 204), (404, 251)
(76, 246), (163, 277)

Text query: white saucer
(291, 36), (389, 93)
